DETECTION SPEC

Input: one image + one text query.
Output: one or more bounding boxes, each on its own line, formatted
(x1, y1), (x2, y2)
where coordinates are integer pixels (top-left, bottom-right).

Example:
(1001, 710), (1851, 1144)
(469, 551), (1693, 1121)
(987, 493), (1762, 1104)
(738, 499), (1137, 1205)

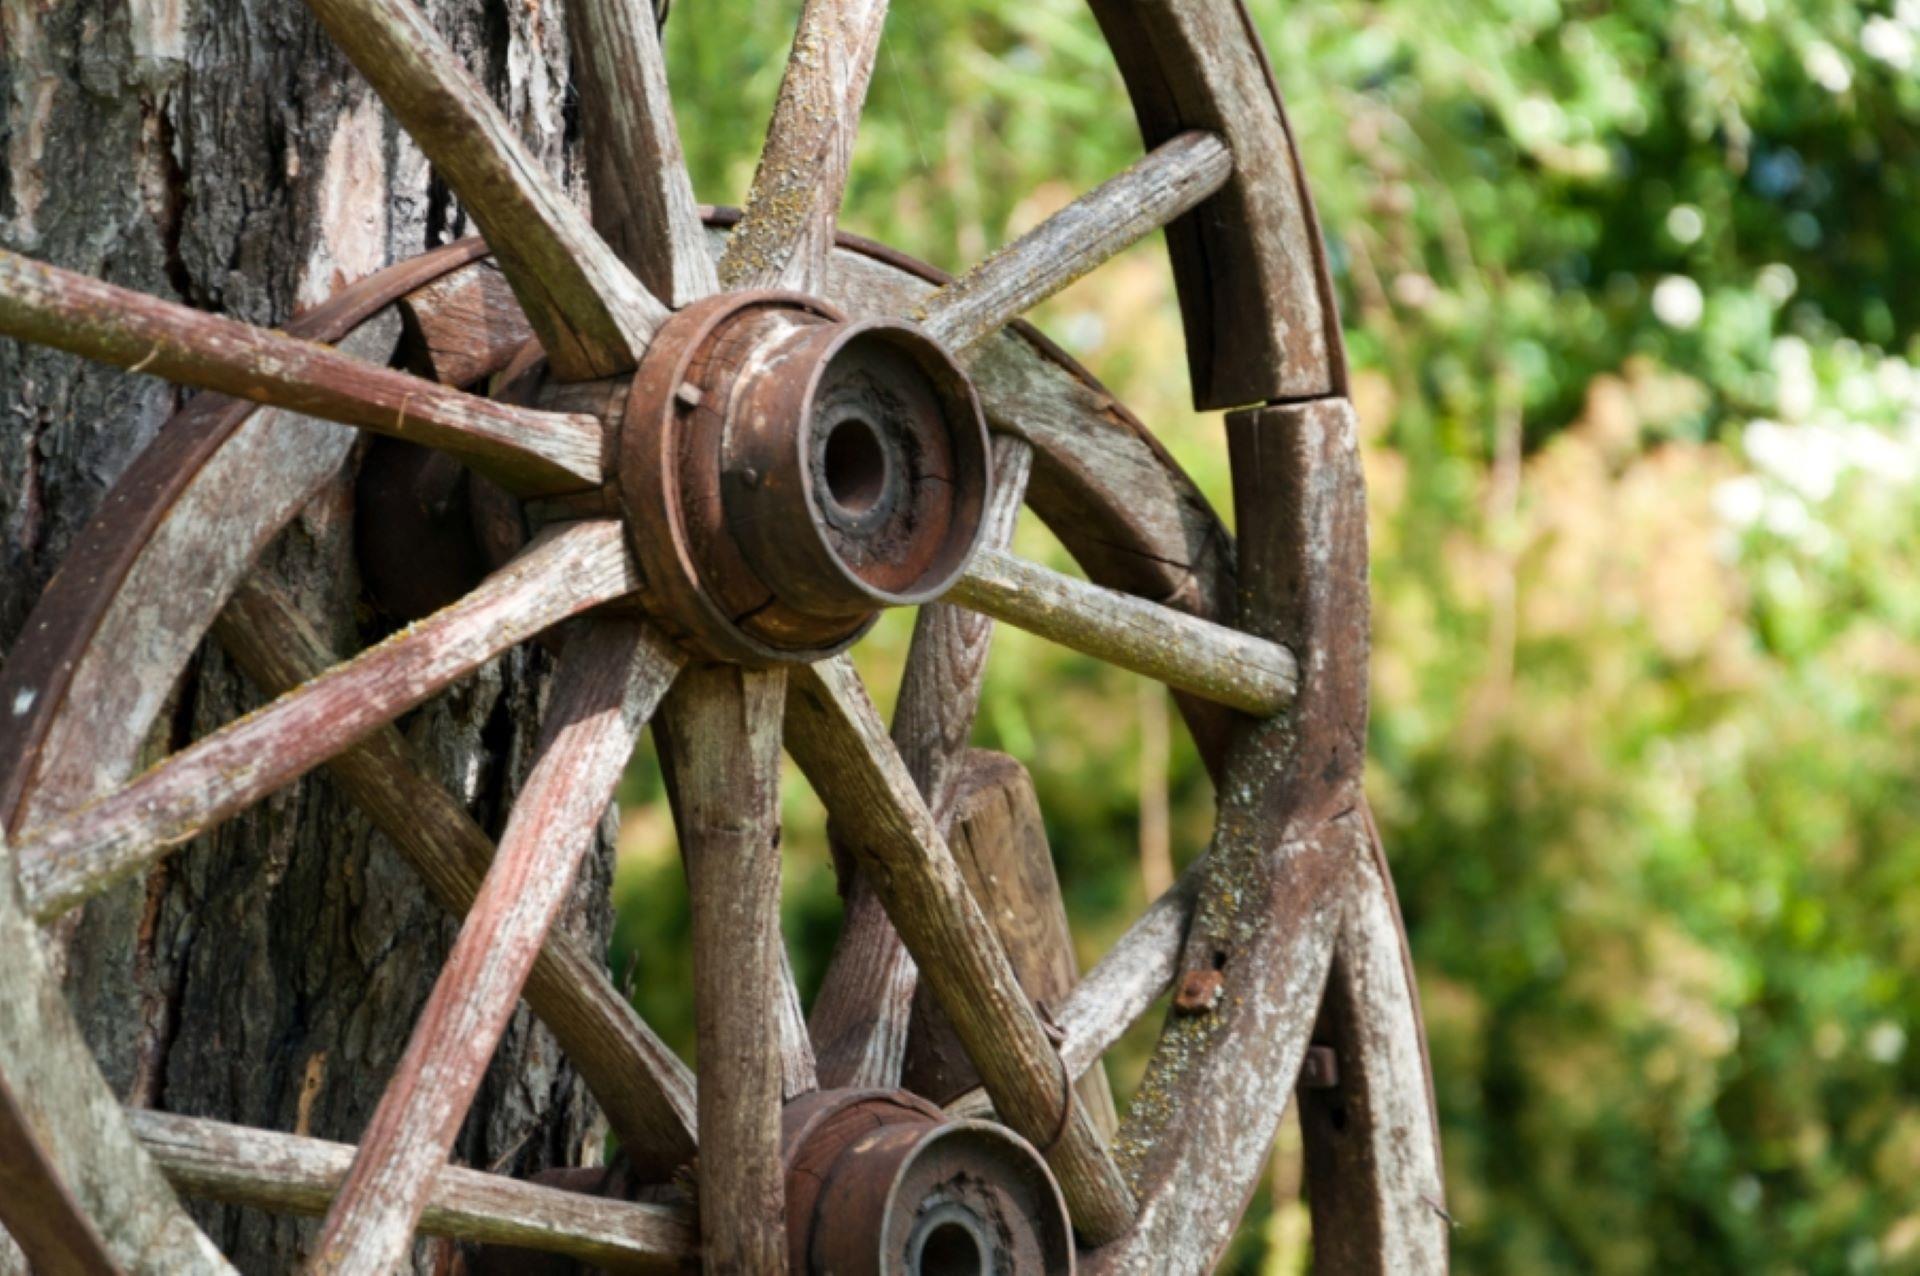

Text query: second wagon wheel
(0, 0), (1448, 1271)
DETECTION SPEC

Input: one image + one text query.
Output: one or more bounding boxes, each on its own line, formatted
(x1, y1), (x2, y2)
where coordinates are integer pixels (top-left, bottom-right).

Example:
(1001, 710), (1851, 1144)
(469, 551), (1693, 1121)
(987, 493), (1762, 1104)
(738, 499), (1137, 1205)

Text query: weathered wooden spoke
(14, 521), (638, 921)
(717, 0), (891, 292)
(213, 577), (698, 1168)
(0, 249), (602, 494)
(655, 664), (795, 1273)
(785, 657), (1137, 1243)
(302, 0), (665, 378)
(570, 0), (718, 307)
(306, 619), (676, 1273)
(947, 545), (1300, 717)
(132, 1110), (697, 1271)
(807, 435), (1034, 1091)
(918, 131), (1234, 353)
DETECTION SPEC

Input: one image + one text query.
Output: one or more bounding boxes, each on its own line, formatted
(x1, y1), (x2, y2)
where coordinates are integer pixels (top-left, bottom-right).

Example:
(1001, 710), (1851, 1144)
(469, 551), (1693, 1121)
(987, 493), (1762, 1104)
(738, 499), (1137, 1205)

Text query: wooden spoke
(901, 751), (1121, 1137)
(1056, 855), (1203, 1082)
(0, 830), (233, 1275)
(306, 619), (676, 1275)
(917, 131), (1233, 353)
(570, 0), (718, 307)
(655, 664), (795, 1273)
(808, 435), (1033, 1090)
(947, 546), (1298, 717)
(131, 1110), (696, 1271)
(212, 578), (697, 1171)
(784, 657), (1136, 1243)
(303, 0), (666, 379)
(717, 0), (890, 293)
(14, 521), (639, 921)
(0, 249), (602, 495)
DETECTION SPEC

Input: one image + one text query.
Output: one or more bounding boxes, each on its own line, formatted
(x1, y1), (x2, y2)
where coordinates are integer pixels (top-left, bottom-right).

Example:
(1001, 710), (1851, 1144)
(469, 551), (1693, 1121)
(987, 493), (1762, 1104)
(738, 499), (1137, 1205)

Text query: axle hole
(822, 415), (889, 515)
(916, 1221), (986, 1276)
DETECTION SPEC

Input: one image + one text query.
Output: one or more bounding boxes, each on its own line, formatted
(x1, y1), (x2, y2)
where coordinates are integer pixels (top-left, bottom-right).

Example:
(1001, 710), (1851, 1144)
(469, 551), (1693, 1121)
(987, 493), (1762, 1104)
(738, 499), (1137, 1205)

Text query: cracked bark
(0, 0), (607, 1269)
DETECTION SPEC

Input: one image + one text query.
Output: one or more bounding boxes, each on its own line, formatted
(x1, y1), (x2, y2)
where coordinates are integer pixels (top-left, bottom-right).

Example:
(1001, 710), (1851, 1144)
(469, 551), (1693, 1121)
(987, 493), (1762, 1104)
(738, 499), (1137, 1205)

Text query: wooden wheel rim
(0, 3), (1446, 1272)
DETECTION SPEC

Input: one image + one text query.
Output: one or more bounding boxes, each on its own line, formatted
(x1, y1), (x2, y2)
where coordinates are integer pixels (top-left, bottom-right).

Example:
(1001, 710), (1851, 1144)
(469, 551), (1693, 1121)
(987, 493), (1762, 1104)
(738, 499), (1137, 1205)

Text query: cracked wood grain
(717, 0), (889, 293)
(947, 546), (1297, 717)
(0, 249), (602, 494)
(570, 0), (718, 307)
(655, 664), (795, 1275)
(15, 520), (640, 921)
(305, 619), (677, 1275)
(917, 131), (1232, 353)
(807, 435), (1032, 1091)
(785, 658), (1136, 1243)
(303, 0), (667, 378)
(130, 1110), (696, 1272)
(212, 576), (697, 1172)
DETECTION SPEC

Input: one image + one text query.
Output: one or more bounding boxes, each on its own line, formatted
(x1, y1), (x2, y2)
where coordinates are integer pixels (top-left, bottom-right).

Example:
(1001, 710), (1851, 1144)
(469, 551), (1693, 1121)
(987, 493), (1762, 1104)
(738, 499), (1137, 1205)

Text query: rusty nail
(1172, 968), (1225, 1015)
(1300, 1044), (1339, 1089)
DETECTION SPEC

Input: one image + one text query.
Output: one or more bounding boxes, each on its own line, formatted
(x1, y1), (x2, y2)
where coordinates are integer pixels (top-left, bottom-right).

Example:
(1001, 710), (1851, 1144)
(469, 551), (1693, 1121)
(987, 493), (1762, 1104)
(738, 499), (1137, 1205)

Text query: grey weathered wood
(807, 435), (1032, 1091)
(0, 250), (602, 495)
(785, 658), (1136, 1242)
(570, 0), (718, 308)
(0, 830), (232, 1275)
(129, 1110), (696, 1272)
(1087, 0), (1342, 407)
(902, 751), (1120, 1138)
(717, 0), (889, 293)
(917, 132), (1231, 353)
(1296, 813), (1449, 1274)
(1057, 856), (1203, 1082)
(1089, 398), (1383, 1272)
(15, 520), (640, 920)
(305, 620), (676, 1274)
(302, 0), (668, 379)
(656, 665), (794, 1274)
(212, 577), (698, 1170)
(947, 546), (1297, 717)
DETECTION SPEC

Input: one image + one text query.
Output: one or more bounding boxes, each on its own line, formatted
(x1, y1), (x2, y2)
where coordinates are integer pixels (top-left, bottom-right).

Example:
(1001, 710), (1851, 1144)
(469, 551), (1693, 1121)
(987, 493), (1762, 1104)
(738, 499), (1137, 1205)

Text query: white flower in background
(1900, 0), (1920, 29)
(1713, 475), (1766, 528)
(1653, 274), (1705, 329)
(1665, 204), (1704, 245)
(1772, 335), (1817, 420)
(1863, 15), (1916, 69)
(1804, 40), (1854, 93)
(1866, 1020), (1906, 1064)
(1757, 263), (1798, 306)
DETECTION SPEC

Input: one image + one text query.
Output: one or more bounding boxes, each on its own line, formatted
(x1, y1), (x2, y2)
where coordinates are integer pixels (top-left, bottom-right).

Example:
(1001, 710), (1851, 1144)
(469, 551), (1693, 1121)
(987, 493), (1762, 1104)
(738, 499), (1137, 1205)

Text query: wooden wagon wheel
(0, 0), (1448, 1270)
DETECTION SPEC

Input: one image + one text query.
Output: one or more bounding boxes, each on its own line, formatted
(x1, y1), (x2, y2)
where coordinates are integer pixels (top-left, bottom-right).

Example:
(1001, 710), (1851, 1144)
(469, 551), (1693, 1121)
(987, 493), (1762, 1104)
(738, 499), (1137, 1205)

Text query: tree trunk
(0, 0), (610, 1270)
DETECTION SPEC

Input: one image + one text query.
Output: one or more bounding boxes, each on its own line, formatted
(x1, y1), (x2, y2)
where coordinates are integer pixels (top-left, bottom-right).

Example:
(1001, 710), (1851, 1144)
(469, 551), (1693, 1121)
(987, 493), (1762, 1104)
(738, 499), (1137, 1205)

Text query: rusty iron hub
(617, 291), (991, 664)
(781, 1089), (1073, 1276)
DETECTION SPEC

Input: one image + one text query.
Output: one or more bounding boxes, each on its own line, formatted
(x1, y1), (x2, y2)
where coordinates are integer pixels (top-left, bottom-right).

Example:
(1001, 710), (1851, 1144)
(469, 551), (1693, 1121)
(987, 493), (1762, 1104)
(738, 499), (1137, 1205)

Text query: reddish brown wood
(655, 664), (793, 1275)
(0, 248), (603, 494)
(785, 659), (1136, 1242)
(212, 578), (698, 1171)
(0, 241), (488, 837)
(396, 259), (537, 388)
(302, 0), (667, 379)
(14, 520), (640, 921)
(305, 619), (676, 1274)
(901, 751), (1120, 1138)
(807, 435), (1032, 1091)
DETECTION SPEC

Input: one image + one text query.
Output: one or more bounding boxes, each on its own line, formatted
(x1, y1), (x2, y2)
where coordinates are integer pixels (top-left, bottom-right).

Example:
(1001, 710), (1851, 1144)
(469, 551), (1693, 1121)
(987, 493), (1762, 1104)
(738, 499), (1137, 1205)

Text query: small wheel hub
(781, 1089), (1074, 1276)
(617, 291), (991, 664)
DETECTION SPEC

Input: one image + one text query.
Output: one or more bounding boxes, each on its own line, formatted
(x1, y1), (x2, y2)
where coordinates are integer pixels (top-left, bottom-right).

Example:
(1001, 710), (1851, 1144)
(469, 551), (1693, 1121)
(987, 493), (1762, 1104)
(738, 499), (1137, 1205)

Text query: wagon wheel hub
(779, 1090), (1073, 1276)
(616, 290), (991, 664)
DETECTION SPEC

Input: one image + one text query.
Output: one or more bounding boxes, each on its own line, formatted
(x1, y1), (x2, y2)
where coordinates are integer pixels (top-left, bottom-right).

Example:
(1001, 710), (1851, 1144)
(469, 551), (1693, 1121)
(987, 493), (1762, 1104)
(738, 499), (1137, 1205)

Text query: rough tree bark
(0, 0), (610, 1270)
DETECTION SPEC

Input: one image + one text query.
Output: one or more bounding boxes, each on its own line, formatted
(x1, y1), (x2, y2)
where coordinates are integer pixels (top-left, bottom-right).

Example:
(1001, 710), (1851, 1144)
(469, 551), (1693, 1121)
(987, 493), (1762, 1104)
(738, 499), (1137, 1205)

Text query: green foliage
(605, 2), (1920, 1269)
